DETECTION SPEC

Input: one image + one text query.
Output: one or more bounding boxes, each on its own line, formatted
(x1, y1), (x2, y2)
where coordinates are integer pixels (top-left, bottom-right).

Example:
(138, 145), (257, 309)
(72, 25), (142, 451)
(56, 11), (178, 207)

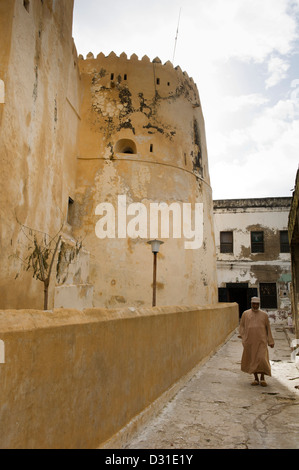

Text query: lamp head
(147, 239), (164, 253)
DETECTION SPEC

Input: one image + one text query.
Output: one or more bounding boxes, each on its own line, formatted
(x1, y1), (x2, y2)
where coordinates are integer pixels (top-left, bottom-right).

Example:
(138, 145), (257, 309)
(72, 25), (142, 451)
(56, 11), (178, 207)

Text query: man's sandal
(260, 380), (267, 387)
(251, 380), (259, 386)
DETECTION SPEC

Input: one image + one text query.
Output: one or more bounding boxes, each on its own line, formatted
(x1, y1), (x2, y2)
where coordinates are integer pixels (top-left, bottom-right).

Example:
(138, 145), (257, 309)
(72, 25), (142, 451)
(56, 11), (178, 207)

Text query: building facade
(214, 198), (292, 322)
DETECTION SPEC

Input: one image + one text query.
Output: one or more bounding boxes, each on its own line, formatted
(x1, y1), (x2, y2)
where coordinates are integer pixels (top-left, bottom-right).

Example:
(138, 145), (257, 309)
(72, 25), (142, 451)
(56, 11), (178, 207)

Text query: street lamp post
(147, 239), (164, 307)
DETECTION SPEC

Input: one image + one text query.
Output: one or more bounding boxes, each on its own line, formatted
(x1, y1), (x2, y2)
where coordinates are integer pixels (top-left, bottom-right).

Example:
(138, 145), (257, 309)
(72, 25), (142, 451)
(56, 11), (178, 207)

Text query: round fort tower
(73, 51), (217, 308)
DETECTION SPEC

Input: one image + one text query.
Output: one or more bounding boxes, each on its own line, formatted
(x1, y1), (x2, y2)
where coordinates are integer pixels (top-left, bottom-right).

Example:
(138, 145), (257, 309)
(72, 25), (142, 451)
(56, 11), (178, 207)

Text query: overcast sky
(72, 0), (299, 200)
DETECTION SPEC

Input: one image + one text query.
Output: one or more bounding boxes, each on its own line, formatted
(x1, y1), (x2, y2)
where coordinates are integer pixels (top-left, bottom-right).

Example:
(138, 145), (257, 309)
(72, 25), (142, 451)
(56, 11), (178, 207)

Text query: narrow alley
(125, 325), (299, 449)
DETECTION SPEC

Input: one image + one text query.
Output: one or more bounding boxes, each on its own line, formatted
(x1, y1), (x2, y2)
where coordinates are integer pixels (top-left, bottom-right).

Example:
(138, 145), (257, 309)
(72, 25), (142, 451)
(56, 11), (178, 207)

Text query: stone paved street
(125, 325), (299, 449)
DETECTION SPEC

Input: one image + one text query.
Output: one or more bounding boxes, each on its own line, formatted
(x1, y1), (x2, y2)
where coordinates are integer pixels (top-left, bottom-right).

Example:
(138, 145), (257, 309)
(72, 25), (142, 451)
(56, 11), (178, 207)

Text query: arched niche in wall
(115, 139), (137, 155)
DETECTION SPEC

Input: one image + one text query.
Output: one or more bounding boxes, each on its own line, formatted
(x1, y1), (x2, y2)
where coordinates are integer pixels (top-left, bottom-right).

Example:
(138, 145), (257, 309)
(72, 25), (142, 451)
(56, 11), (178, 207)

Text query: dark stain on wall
(192, 119), (203, 176)
(251, 264), (282, 283)
(89, 67), (202, 154)
(246, 224), (281, 261)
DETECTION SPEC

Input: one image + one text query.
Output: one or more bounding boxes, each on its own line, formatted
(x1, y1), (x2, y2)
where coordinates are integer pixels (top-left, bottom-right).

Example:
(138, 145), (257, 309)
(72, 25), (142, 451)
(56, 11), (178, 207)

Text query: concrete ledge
(0, 303), (238, 449)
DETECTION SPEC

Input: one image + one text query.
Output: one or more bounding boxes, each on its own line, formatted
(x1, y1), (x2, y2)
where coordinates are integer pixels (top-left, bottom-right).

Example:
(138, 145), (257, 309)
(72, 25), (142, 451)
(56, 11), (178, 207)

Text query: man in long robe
(239, 297), (275, 386)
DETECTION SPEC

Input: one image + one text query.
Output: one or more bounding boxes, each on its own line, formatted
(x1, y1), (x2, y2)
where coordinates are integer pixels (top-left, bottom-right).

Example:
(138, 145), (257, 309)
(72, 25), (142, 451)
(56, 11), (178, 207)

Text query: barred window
(220, 231), (233, 253)
(251, 231), (264, 253)
(280, 231), (290, 253)
(260, 283), (277, 309)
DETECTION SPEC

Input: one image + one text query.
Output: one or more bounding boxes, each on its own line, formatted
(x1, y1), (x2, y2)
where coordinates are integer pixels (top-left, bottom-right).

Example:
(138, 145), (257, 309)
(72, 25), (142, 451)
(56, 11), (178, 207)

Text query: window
(67, 197), (74, 225)
(280, 231), (290, 253)
(150, 144), (153, 153)
(110, 73), (114, 80)
(124, 74), (127, 81)
(260, 283), (277, 309)
(24, 0), (30, 12)
(251, 231), (264, 253)
(156, 78), (160, 85)
(220, 231), (233, 253)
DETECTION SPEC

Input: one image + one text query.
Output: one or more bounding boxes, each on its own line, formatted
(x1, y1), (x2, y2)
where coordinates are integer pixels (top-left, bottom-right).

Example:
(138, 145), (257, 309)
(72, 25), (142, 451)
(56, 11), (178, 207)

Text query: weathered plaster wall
(72, 52), (217, 308)
(0, 0), (81, 309)
(54, 235), (94, 309)
(214, 198), (292, 319)
(215, 208), (291, 283)
(214, 199), (291, 261)
(0, 303), (238, 449)
(0, 4), (218, 311)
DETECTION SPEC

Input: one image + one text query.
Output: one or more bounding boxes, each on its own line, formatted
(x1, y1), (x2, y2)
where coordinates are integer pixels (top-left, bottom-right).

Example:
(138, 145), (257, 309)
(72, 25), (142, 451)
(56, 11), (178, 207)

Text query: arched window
(115, 139), (137, 155)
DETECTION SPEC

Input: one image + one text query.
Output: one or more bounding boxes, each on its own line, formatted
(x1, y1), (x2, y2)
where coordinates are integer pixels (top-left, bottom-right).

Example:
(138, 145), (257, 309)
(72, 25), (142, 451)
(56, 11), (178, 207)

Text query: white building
(213, 198), (292, 322)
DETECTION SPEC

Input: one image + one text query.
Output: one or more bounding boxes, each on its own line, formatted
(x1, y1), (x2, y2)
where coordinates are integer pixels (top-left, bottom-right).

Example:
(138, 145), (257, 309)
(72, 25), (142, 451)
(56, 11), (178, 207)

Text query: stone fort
(0, 0), (218, 310)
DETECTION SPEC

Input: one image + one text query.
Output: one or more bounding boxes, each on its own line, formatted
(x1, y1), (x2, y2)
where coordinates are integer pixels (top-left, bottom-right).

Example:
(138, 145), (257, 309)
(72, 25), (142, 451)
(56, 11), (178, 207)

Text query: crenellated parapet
(77, 49), (205, 179)
(78, 51), (199, 100)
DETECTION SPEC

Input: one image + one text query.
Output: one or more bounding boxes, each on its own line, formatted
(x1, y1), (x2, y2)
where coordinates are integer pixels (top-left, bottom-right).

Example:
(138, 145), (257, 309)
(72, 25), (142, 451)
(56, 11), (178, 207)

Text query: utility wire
(172, 7), (182, 64)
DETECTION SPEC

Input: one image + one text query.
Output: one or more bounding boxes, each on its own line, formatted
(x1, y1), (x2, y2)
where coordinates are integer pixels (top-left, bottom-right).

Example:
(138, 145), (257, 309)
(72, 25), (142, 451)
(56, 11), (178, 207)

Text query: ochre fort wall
(0, 0), (218, 310)
(0, 0), (80, 309)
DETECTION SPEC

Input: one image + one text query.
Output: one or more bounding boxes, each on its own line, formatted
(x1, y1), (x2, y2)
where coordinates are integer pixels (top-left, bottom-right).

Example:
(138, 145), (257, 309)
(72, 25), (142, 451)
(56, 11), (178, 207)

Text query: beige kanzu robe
(239, 308), (274, 376)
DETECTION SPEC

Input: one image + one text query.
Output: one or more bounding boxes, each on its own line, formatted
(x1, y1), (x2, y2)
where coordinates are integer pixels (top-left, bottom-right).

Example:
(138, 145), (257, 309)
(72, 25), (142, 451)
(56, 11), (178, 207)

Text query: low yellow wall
(0, 303), (238, 449)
